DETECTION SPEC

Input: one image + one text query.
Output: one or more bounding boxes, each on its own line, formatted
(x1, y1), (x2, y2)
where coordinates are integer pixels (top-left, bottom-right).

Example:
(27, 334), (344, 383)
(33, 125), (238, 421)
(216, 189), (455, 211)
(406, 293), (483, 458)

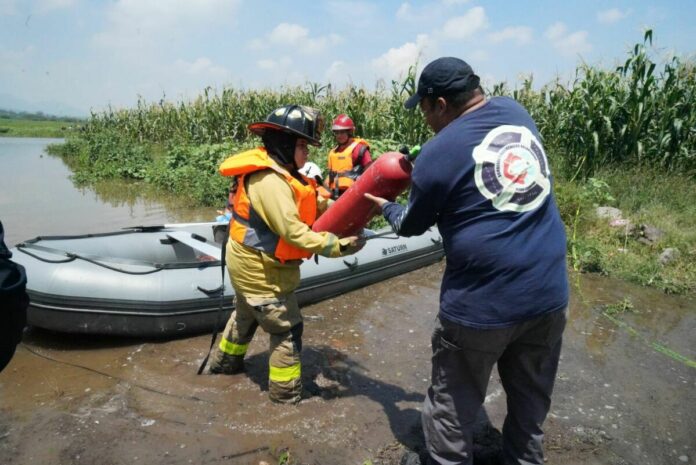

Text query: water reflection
(89, 179), (213, 223)
(0, 137), (216, 246)
(570, 273), (695, 366)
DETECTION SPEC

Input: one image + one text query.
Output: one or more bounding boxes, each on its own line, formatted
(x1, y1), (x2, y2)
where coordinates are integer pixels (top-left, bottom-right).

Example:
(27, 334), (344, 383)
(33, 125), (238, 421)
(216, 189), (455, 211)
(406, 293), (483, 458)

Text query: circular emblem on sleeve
(473, 125), (551, 212)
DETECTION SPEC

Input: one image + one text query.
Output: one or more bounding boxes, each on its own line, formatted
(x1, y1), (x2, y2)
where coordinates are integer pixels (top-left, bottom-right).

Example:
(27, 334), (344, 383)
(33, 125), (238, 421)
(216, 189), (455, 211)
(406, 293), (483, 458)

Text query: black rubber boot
(400, 449), (422, 465)
(208, 352), (244, 375)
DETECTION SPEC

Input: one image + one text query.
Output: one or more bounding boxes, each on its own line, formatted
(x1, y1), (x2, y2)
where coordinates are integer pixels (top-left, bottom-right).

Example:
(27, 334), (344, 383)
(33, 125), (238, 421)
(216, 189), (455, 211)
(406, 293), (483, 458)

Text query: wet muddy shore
(1, 261), (694, 465)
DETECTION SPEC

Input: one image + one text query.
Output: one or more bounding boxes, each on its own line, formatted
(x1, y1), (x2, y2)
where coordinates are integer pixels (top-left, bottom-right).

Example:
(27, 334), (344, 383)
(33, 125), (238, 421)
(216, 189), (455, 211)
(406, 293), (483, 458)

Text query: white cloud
(269, 23), (309, 45)
(545, 22), (591, 57)
(397, 0), (467, 23)
(545, 22), (565, 40)
(371, 34), (432, 80)
(325, 60), (364, 89)
(174, 57), (229, 79)
(469, 49), (488, 62)
(396, 2), (441, 23)
(396, 2), (413, 21)
(488, 26), (533, 44)
(0, 47), (94, 114)
(256, 57), (292, 71)
(597, 8), (629, 24)
(325, 1), (377, 24)
(93, 0), (240, 54)
(441, 6), (488, 40)
(248, 38), (264, 51)
(0, 0), (18, 15)
(84, 0), (242, 111)
(257, 59), (276, 70)
(325, 60), (348, 83)
(285, 71), (307, 86)
(251, 66), (306, 87)
(252, 22), (342, 55)
(36, 0), (77, 14)
(0, 46), (35, 76)
(109, 0), (237, 31)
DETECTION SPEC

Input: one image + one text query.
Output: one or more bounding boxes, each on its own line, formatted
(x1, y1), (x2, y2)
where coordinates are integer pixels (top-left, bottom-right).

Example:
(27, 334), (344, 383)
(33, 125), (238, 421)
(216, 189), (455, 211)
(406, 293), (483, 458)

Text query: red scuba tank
(312, 151), (414, 237)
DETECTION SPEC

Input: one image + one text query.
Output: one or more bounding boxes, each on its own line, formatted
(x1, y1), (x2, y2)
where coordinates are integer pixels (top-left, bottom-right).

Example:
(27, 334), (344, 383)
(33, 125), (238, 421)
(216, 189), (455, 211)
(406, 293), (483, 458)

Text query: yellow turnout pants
(216, 291), (303, 404)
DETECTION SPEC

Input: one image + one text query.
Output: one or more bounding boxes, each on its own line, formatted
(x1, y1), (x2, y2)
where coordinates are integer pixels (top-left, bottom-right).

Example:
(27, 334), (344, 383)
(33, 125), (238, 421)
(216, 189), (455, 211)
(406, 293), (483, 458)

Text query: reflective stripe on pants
(219, 338), (249, 356)
(269, 361), (301, 383)
(223, 291), (303, 403)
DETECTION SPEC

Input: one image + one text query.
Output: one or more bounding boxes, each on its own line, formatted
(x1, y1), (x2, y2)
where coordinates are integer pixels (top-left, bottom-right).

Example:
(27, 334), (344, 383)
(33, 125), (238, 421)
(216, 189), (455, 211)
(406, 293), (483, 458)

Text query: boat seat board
(166, 231), (221, 259)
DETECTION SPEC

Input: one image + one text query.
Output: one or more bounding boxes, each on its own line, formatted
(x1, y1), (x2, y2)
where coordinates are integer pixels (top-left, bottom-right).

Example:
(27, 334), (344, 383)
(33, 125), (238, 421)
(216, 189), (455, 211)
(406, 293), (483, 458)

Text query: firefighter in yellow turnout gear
(210, 105), (364, 404)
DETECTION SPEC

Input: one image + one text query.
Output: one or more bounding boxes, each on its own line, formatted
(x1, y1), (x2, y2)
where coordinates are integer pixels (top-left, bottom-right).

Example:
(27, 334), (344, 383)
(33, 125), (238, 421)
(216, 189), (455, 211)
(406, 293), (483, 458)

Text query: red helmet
(331, 114), (355, 131)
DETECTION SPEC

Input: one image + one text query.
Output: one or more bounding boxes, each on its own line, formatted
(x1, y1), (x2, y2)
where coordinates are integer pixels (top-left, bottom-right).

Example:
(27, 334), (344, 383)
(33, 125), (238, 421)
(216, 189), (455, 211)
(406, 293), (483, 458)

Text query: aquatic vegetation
(603, 297), (636, 316)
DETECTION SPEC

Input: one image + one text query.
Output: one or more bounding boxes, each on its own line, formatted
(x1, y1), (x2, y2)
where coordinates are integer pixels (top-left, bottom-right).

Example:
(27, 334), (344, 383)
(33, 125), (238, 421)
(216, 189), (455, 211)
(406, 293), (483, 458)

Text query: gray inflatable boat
(11, 223), (443, 337)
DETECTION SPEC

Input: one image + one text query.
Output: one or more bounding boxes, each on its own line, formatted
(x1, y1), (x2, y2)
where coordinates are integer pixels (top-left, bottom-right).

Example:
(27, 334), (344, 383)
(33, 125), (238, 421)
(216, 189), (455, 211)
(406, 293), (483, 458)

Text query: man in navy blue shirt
(366, 57), (568, 465)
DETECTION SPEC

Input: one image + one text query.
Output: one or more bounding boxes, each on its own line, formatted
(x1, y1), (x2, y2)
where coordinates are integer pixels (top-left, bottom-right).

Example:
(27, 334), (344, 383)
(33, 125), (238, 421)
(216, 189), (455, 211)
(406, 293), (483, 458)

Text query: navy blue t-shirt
(383, 96), (568, 329)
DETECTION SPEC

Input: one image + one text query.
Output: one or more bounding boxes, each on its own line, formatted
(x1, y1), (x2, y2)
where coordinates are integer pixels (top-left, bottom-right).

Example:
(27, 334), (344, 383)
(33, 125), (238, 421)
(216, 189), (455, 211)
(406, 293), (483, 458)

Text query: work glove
(345, 165), (363, 181)
(338, 232), (366, 256)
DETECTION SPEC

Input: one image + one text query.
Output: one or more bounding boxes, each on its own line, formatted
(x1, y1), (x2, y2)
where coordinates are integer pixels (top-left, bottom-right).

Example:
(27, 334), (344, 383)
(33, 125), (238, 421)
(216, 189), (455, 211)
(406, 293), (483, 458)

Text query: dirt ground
(1, 261), (694, 465)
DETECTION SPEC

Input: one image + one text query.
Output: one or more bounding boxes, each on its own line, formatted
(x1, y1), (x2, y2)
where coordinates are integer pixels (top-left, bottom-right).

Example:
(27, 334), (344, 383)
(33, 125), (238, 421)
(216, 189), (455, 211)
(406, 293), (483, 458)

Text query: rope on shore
(21, 344), (214, 403)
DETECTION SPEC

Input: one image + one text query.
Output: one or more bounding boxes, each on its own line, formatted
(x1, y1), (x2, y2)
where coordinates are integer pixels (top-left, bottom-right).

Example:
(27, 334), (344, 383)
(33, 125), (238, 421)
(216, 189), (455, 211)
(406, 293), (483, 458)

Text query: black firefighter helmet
(248, 105), (324, 147)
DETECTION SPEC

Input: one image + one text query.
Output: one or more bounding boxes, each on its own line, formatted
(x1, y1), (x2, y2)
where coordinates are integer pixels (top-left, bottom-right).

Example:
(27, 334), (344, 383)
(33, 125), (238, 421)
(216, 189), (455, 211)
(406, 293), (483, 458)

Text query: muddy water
(1, 138), (695, 464)
(0, 137), (213, 247)
(1, 262), (694, 465)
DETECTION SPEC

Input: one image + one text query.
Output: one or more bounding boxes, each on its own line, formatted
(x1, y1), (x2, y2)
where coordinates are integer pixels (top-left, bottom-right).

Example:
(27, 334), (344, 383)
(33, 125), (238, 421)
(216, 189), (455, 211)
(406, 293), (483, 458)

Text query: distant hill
(0, 93), (86, 119)
(0, 108), (83, 123)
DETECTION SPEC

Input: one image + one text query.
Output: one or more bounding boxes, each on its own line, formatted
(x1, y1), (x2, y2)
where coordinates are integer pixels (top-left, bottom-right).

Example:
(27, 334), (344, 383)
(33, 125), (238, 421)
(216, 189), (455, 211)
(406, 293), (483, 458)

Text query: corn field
(62, 30), (694, 197)
(81, 72), (431, 150)
(498, 30), (695, 179)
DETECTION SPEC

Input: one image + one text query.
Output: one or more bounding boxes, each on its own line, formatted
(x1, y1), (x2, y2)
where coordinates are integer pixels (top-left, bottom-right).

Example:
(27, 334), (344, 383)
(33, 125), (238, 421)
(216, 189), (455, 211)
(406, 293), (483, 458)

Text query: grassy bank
(0, 111), (83, 138)
(46, 31), (696, 294)
(0, 118), (73, 138)
(555, 169), (695, 293)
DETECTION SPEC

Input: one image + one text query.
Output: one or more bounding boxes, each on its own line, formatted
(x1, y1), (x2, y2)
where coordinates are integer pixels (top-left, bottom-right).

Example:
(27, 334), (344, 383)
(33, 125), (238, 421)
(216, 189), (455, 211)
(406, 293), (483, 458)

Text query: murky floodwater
(0, 137), (213, 247)
(0, 137), (694, 465)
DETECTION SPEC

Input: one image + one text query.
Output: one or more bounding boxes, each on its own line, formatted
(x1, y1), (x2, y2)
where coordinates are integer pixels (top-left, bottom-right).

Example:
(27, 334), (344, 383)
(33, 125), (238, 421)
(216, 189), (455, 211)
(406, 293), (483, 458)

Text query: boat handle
(197, 285), (224, 297)
(342, 257), (358, 270)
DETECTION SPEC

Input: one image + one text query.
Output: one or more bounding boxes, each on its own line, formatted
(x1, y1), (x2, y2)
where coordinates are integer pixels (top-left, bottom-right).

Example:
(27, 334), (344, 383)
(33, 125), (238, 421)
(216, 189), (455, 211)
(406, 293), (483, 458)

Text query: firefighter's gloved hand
(338, 234), (366, 256)
(345, 165), (363, 181)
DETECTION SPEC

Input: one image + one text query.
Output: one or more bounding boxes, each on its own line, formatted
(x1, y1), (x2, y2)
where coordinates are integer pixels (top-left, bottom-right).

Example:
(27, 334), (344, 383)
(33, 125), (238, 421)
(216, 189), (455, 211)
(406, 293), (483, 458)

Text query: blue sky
(1, 0), (694, 117)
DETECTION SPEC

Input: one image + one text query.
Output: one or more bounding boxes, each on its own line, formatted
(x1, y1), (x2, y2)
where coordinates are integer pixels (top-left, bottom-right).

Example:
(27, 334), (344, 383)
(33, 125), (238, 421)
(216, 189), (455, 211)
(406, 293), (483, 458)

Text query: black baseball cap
(404, 57), (480, 109)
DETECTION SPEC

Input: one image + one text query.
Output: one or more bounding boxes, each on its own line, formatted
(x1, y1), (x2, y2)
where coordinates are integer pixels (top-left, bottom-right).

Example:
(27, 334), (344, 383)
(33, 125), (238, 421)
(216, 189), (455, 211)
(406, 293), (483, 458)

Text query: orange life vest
(219, 148), (318, 263)
(327, 137), (369, 191)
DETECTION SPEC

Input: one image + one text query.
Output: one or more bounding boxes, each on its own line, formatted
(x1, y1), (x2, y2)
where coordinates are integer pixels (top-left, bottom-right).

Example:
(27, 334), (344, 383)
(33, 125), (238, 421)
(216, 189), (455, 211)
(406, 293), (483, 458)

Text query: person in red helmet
(326, 114), (372, 199)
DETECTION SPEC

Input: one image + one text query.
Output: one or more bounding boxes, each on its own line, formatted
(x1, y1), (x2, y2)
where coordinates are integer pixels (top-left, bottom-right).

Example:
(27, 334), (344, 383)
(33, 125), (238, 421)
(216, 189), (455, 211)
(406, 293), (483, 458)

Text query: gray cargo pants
(422, 309), (567, 465)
